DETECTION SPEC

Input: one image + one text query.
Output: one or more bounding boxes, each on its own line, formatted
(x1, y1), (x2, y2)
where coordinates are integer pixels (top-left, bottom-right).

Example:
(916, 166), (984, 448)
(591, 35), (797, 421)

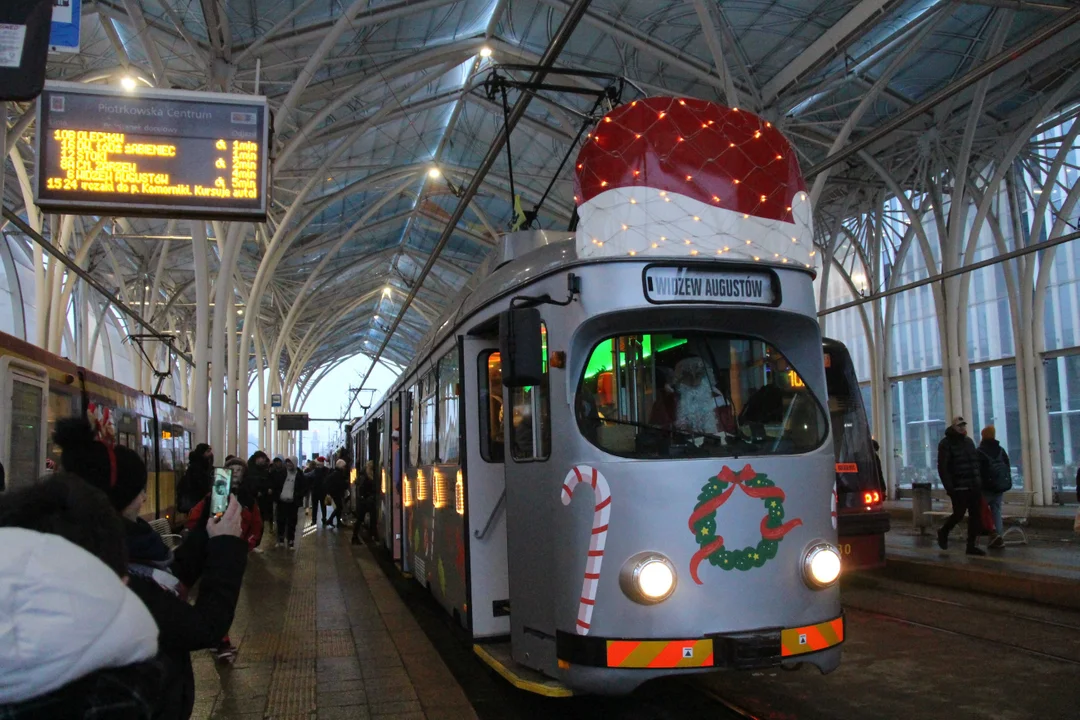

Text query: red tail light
(863, 491), (881, 505)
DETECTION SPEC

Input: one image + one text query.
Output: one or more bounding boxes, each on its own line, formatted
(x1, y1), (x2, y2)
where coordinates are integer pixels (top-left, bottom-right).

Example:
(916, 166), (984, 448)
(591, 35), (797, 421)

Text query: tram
(0, 329), (194, 520)
(351, 96), (843, 695)
(823, 338), (890, 570)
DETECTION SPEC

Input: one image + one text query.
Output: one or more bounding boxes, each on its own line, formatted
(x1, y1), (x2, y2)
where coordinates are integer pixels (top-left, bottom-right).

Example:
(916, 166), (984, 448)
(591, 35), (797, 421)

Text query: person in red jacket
(185, 457), (261, 662)
(186, 460), (263, 551)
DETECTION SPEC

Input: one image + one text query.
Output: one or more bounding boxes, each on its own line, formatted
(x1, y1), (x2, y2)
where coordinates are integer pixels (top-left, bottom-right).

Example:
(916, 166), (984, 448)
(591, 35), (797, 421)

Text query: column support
(190, 221), (211, 444)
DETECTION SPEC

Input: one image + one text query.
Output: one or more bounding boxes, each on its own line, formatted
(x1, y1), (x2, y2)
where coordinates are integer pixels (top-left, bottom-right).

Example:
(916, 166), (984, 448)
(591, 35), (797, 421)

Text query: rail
(473, 488), (506, 540)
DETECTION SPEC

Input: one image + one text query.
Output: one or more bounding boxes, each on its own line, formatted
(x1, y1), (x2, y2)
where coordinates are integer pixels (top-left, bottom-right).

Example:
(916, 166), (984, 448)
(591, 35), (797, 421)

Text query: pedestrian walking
(937, 416), (986, 556)
(275, 457), (305, 550)
(977, 425), (1012, 550)
(325, 459), (349, 528)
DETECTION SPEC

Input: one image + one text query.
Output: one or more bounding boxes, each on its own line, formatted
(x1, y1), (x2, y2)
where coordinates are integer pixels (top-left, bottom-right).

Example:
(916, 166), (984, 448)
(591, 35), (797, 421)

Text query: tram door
(390, 399), (403, 563)
(462, 335), (511, 638)
(0, 357), (49, 491)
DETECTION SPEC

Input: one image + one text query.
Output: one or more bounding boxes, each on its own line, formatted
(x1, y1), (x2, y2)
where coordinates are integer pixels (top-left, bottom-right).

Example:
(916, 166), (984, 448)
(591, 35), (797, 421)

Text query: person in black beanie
(53, 417), (248, 719)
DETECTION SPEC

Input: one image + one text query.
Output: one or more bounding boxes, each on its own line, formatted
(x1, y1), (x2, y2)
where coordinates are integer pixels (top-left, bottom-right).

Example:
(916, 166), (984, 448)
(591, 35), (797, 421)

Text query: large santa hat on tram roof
(573, 97), (814, 268)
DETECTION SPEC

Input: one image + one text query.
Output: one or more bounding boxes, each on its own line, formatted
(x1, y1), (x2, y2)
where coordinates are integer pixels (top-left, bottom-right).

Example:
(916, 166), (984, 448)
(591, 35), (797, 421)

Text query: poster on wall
(49, 0), (79, 53)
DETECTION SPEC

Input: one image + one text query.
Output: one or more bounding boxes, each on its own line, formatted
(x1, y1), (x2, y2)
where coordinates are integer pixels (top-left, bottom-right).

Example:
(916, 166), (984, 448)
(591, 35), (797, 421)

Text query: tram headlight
(803, 543), (842, 588)
(620, 553), (677, 604)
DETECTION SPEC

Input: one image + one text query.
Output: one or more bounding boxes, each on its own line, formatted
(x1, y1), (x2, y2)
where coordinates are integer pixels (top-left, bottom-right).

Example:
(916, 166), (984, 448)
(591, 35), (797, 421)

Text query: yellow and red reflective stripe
(781, 616), (844, 657)
(605, 639), (714, 668)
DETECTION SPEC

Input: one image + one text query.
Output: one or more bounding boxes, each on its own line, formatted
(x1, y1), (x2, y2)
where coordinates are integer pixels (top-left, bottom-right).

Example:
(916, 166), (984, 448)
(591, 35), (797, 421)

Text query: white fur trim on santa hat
(576, 186), (814, 269)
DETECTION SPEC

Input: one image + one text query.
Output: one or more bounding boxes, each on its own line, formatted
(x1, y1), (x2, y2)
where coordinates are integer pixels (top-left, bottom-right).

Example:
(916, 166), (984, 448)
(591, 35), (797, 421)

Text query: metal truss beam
(804, 6), (1080, 178)
(761, 0), (905, 105)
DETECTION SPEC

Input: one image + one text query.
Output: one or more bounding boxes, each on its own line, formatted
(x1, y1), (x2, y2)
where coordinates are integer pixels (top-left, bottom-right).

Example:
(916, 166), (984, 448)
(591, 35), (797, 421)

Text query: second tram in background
(824, 338), (889, 570)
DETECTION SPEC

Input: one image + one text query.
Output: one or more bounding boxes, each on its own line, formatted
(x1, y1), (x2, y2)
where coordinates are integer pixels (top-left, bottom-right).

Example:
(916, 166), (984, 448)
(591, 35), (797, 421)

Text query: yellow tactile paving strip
(189, 512), (478, 719)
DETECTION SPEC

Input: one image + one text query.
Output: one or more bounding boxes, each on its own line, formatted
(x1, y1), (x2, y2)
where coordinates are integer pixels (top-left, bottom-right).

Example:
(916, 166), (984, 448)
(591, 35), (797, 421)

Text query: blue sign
(271, 393), (282, 408)
(49, 0), (80, 53)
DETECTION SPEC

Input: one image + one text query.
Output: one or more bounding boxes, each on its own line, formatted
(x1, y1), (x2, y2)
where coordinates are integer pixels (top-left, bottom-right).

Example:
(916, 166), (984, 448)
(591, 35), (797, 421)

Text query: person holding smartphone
(53, 418), (249, 719)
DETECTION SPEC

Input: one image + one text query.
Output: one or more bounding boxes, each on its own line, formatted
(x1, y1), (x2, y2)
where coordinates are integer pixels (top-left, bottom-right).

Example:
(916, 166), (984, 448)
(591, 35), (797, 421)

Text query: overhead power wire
(2, 207), (195, 366)
(343, 0), (595, 419)
(818, 226), (1080, 317)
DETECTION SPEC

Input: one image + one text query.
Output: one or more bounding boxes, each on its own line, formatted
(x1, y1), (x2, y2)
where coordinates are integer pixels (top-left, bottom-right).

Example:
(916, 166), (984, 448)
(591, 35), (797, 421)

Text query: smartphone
(211, 467), (232, 517)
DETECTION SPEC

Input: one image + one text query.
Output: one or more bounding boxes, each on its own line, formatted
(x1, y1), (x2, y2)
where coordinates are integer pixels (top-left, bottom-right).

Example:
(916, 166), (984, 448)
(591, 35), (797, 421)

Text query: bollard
(912, 482), (932, 536)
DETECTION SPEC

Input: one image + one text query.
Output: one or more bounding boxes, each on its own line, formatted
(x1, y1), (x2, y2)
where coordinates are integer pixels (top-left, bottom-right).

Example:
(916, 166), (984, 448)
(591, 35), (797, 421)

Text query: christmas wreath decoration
(687, 464), (802, 584)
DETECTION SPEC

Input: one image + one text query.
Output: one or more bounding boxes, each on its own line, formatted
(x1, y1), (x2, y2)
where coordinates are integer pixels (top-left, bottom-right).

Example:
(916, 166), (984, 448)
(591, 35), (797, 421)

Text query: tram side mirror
(499, 308), (544, 388)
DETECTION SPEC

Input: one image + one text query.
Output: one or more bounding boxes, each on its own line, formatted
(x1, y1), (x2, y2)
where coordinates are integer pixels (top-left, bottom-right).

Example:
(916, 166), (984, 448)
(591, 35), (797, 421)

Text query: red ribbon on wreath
(688, 465), (803, 584)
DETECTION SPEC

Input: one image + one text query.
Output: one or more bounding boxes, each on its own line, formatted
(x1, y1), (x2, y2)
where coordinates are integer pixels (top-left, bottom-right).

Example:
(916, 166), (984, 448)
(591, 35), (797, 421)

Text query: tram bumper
(555, 613), (844, 694)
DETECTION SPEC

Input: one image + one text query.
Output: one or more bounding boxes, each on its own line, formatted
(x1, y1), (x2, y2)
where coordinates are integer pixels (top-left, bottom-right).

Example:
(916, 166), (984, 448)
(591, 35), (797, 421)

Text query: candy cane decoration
(831, 490), (838, 530)
(561, 465), (611, 636)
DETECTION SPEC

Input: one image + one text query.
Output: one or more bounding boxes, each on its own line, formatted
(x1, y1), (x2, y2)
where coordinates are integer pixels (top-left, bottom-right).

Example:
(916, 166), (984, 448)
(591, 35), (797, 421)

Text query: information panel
(35, 81), (269, 220)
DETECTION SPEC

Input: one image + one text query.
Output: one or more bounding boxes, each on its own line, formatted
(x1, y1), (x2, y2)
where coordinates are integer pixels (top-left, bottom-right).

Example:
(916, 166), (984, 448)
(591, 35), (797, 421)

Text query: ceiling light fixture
(120, 76), (137, 91)
(479, 46), (493, 58)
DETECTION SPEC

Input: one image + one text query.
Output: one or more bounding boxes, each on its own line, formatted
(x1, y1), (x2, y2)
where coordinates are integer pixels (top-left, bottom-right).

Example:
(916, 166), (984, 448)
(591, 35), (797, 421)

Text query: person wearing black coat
(53, 418), (249, 719)
(936, 416), (985, 556)
(126, 502), (247, 717)
(325, 459), (350, 528)
(308, 458), (330, 527)
(248, 451), (273, 534)
(177, 444), (213, 514)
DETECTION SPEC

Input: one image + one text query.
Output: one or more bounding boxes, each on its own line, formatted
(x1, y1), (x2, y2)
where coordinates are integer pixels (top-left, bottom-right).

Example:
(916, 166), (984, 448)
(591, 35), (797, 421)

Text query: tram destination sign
(34, 81), (269, 221)
(643, 265), (778, 306)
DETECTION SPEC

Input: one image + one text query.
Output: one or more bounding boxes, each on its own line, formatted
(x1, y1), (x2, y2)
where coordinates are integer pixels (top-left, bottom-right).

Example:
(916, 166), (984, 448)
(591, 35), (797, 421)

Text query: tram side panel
(0, 329), (192, 520)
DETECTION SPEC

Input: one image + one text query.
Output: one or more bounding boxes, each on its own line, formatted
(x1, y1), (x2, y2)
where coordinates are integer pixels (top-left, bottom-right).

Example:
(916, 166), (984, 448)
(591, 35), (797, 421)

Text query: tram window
(10, 379), (44, 485)
(407, 385), (420, 468)
(438, 350), (460, 464)
(576, 332), (827, 459)
(478, 351), (505, 463)
(510, 323), (551, 462)
(420, 369), (438, 464)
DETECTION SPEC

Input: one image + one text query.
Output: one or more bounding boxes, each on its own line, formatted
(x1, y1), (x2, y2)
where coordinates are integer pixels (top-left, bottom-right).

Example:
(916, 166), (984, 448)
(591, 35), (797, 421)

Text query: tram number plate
(643, 266), (777, 305)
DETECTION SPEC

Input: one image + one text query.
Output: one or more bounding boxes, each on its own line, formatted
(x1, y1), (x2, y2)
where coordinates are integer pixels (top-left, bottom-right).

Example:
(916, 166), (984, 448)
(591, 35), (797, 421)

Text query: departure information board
(34, 82), (269, 220)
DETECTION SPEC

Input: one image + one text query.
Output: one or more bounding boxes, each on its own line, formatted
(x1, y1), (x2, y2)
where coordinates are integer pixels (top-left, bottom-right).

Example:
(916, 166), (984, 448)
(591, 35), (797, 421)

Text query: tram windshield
(823, 343), (879, 499)
(576, 332), (828, 459)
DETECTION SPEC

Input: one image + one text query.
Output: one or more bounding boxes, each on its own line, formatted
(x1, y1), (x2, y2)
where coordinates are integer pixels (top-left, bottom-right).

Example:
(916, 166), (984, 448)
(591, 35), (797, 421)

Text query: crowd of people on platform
(0, 413), (376, 719)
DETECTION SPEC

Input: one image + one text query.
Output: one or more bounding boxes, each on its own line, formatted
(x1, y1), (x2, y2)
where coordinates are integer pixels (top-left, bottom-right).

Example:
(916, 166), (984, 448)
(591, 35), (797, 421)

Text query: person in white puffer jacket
(0, 527), (159, 705)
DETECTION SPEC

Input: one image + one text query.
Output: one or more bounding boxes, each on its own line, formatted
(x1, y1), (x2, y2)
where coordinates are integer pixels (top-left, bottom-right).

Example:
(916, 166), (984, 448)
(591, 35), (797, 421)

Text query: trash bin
(912, 482), (932, 535)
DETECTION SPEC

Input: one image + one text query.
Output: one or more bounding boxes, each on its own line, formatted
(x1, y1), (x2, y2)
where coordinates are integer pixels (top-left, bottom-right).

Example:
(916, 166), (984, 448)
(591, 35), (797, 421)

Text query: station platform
(189, 517), (478, 720)
(878, 500), (1080, 610)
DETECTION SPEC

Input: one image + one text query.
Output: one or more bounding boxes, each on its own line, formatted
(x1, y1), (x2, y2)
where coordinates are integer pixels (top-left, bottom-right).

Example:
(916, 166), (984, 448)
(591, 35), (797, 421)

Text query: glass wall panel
(968, 364), (1023, 489)
(891, 375), (947, 488)
(1046, 354), (1080, 498)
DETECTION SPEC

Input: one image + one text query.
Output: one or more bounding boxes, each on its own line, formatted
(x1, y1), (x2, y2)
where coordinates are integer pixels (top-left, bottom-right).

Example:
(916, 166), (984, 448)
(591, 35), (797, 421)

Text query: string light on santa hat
(573, 97), (814, 268)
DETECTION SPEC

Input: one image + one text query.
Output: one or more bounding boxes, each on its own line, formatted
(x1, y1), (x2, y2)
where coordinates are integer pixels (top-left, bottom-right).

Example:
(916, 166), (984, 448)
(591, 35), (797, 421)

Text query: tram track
(857, 583), (1080, 632)
(843, 603), (1080, 667)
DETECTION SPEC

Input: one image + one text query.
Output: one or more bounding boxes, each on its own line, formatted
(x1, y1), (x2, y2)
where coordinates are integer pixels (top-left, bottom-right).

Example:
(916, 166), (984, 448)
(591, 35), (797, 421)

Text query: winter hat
(981, 425), (996, 441)
(318, 456), (326, 464)
(53, 417), (147, 512)
(336, 459), (347, 470)
(189, 443), (212, 466)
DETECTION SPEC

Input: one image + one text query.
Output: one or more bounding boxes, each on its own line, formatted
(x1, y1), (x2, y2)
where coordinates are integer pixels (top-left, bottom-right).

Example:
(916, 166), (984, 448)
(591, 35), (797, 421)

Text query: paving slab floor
(190, 517), (479, 720)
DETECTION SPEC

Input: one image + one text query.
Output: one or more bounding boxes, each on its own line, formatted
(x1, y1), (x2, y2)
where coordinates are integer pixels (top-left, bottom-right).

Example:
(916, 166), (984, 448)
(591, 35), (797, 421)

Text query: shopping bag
(979, 496), (994, 536)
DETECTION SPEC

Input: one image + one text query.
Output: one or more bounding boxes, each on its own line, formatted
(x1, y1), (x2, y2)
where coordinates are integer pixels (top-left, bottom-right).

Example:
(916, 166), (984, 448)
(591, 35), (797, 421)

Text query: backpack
(980, 448), (1012, 493)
